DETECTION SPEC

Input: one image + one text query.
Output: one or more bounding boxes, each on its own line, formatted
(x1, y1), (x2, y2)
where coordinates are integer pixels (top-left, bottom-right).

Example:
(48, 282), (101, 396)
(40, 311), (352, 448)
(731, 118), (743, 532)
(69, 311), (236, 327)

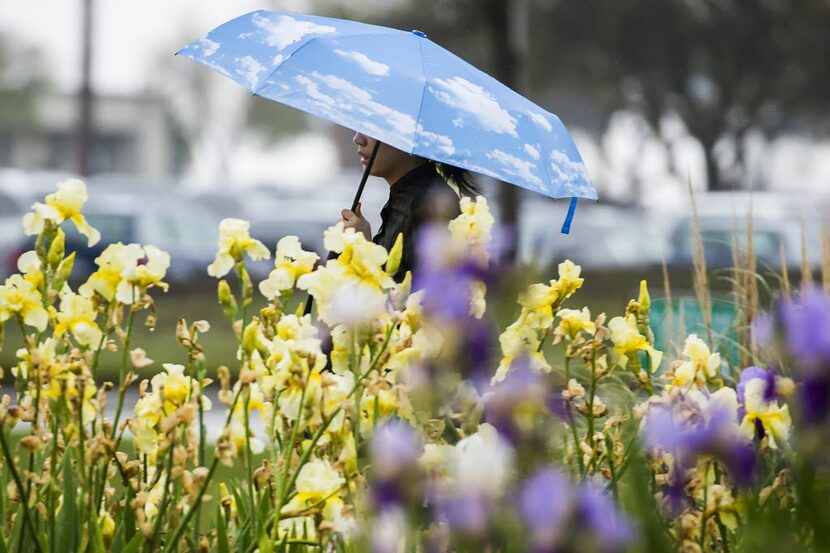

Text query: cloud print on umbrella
(177, 10), (597, 201)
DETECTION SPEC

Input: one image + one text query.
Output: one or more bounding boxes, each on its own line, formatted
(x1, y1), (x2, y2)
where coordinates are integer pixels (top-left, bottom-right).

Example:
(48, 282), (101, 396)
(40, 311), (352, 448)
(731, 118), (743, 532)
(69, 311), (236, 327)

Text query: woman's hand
(340, 202), (371, 239)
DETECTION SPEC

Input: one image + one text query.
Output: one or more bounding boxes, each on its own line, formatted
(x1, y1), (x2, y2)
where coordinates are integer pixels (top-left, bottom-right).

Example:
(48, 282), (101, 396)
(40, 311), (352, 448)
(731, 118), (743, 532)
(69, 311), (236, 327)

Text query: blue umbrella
(177, 10), (597, 232)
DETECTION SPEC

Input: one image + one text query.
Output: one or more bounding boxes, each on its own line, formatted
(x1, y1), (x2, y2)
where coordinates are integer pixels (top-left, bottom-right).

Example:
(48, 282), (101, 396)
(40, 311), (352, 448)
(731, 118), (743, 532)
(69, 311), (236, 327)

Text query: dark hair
(434, 162), (480, 197)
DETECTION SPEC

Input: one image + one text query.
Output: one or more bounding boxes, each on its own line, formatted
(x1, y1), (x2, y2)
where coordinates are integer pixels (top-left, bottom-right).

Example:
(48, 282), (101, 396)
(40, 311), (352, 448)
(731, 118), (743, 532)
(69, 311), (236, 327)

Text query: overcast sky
(2, 1), (827, 193)
(0, 1), (314, 93)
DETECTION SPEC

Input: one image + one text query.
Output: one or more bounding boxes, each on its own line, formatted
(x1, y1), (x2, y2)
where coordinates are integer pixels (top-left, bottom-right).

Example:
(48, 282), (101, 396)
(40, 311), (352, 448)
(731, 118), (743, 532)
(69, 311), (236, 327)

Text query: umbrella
(177, 11), (597, 233)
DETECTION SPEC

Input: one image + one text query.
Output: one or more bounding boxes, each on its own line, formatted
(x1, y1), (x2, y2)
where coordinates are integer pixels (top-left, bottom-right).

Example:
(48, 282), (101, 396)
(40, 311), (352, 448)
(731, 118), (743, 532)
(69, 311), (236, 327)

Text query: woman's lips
(359, 154), (368, 165)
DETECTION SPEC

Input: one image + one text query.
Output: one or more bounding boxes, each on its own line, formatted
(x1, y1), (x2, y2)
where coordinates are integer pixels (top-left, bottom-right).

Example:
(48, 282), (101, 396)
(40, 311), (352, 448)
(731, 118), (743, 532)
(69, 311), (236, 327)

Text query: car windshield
(66, 212), (135, 244)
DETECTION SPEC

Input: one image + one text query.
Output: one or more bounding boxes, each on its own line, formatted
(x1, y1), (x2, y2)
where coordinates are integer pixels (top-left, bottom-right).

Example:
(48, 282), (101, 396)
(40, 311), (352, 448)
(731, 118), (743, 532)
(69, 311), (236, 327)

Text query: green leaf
(51, 251), (75, 291)
(0, 529), (8, 553)
(217, 280), (238, 322)
(56, 454), (79, 553)
(123, 486), (136, 544)
(232, 486), (248, 521)
(89, 514), (106, 553)
(120, 532), (144, 553)
(216, 504), (230, 553)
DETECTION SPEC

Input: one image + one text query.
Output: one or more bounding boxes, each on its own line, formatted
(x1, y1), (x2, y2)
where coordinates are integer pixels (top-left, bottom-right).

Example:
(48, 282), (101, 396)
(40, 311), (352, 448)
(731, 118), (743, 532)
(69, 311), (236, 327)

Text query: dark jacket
(373, 163), (460, 281)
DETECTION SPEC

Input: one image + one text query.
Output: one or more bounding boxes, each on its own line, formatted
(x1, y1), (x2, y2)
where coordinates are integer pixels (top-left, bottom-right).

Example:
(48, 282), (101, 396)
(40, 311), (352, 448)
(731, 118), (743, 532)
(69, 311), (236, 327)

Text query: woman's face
(353, 132), (413, 180)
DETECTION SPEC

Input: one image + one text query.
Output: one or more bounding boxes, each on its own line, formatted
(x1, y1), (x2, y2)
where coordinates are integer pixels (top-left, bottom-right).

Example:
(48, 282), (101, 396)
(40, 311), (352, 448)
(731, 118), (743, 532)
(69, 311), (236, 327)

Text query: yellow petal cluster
(0, 274), (49, 331)
(517, 261), (584, 330)
(54, 290), (102, 348)
(492, 323), (551, 384)
(208, 218), (270, 278)
(447, 195), (495, 263)
(608, 313), (662, 371)
(281, 458), (345, 521)
(297, 223), (394, 326)
(131, 363), (212, 463)
(554, 307), (595, 340)
(22, 178), (100, 246)
(669, 334), (721, 390)
(259, 235), (319, 299)
(80, 243), (169, 303)
(740, 378), (791, 449)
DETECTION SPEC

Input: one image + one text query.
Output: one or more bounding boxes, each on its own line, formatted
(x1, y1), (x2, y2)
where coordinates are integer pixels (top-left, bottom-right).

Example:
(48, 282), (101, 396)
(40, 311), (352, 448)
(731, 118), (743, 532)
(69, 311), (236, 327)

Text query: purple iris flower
(371, 419), (422, 481)
(779, 286), (830, 376)
(484, 359), (548, 442)
(440, 492), (489, 535)
(518, 468), (571, 539)
(643, 393), (755, 486)
(800, 377), (830, 426)
(462, 318), (496, 389)
(413, 224), (494, 323)
(738, 366), (777, 403)
(578, 482), (633, 550)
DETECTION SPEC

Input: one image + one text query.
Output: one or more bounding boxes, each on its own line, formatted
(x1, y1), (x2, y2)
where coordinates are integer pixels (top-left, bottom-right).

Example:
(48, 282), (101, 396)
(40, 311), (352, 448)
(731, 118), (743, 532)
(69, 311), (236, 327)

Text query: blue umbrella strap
(560, 197), (578, 234)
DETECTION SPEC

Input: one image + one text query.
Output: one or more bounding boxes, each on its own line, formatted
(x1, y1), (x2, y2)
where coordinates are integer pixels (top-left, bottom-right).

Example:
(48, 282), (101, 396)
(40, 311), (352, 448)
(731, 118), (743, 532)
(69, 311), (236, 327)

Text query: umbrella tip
(411, 29), (428, 38)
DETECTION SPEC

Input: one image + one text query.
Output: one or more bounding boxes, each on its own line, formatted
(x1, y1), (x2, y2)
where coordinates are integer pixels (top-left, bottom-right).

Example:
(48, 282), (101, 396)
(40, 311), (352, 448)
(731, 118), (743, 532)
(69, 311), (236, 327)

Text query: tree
(534, 0), (830, 190)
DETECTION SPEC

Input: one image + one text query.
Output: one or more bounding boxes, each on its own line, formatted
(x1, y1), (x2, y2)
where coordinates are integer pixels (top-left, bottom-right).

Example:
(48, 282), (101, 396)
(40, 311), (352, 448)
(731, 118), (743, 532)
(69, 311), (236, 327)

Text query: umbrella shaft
(305, 139), (381, 315)
(349, 139), (381, 212)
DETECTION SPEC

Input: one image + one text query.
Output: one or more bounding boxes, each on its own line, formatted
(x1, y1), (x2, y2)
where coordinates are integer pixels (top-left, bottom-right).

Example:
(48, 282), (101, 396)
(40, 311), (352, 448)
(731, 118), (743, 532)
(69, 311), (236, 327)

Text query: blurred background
(1, 0), (829, 284)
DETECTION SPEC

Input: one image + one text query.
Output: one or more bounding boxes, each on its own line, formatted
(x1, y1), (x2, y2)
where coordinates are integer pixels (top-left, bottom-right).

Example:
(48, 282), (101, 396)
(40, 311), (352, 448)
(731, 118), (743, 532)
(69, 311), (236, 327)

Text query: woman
(341, 131), (478, 280)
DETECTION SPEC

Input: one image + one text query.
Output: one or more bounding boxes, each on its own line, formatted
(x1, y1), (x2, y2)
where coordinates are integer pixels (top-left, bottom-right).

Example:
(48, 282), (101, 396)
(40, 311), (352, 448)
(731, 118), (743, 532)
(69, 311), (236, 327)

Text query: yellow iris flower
(54, 290), (102, 348)
(608, 313), (662, 371)
(281, 458), (345, 517)
(555, 307), (596, 340)
(740, 378), (791, 449)
(207, 218), (270, 278)
(0, 274), (49, 331)
(259, 235), (319, 299)
(22, 178), (101, 246)
(448, 195), (495, 263)
(670, 334), (721, 390)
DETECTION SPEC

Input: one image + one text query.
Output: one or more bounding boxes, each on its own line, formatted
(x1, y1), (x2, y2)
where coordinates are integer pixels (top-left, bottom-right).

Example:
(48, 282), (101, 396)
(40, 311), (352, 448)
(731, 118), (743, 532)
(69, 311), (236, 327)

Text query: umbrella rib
(409, 33), (429, 156)
(250, 30), (411, 98)
(251, 36), (320, 97)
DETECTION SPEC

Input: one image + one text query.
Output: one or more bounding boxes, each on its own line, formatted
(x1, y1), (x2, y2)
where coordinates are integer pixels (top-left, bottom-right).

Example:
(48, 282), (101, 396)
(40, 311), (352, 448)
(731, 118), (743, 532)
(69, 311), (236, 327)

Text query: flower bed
(0, 179), (828, 552)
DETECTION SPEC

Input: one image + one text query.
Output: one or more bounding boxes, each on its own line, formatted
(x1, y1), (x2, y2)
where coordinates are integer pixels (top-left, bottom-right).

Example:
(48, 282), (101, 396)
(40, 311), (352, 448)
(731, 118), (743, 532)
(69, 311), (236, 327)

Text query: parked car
(668, 192), (826, 269)
(5, 190), (220, 283)
(518, 199), (669, 270)
(0, 190), (27, 279)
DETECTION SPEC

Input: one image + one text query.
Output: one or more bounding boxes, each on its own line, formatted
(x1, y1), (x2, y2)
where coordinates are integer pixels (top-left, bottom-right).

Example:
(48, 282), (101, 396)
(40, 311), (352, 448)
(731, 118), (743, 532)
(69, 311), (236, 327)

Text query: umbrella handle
(304, 139), (382, 316)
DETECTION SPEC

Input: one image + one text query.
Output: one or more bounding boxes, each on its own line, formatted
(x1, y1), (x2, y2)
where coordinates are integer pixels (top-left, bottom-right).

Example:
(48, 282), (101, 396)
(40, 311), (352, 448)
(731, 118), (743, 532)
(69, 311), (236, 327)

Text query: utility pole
(77, 0), (94, 176)
(482, 0), (529, 261)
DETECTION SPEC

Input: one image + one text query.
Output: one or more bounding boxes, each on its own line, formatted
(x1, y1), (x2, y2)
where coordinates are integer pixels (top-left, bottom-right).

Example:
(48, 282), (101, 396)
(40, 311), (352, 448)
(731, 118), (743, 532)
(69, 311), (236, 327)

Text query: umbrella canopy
(177, 11), (597, 203)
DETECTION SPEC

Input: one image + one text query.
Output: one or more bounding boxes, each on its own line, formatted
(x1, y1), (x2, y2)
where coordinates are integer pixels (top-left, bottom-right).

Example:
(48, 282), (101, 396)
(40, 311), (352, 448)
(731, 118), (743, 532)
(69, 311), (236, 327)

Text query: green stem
(566, 402), (585, 477)
(604, 436), (619, 502)
(148, 433), (177, 552)
(585, 351), (598, 473)
(162, 389), (243, 553)
(0, 429), (44, 553)
(700, 465), (710, 550)
(243, 390), (257, 539)
(110, 299), (137, 441)
(273, 375), (309, 546)
(280, 331), (392, 508)
(47, 418), (58, 553)
(193, 359), (206, 546)
(22, 357), (42, 550)
(89, 302), (112, 381)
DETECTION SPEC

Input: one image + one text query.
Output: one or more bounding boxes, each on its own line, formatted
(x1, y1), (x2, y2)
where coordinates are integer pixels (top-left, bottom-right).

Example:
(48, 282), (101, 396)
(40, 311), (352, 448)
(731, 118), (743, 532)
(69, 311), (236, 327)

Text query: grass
(0, 266), (746, 385)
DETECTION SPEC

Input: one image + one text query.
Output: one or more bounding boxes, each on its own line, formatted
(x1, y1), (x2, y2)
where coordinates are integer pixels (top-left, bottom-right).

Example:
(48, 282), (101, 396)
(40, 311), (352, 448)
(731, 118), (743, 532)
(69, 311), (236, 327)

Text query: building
(0, 90), (185, 176)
